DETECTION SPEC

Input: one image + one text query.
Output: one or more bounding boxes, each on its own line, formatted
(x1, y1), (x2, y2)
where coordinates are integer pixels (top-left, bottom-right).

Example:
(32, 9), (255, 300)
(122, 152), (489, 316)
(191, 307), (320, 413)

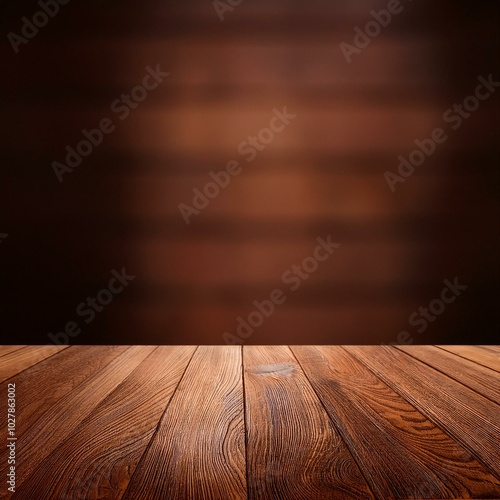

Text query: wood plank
(0, 346), (26, 357)
(2, 345), (500, 497)
(292, 346), (500, 499)
(0, 346), (127, 440)
(0, 346), (154, 488)
(244, 345), (373, 499)
(477, 345), (500, 354)
(345, 346), (500, 474)
(123, 346), (247, 500)
(397, 345), (500, 403)
(436, 345), (500, 373)
(14, 346), (196, 500)
(0, 346), (68, 382)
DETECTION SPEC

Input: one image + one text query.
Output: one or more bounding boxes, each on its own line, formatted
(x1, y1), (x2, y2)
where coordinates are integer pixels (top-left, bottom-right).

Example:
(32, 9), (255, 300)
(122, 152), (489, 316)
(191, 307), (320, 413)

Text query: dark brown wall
(1, 0), (498, 344)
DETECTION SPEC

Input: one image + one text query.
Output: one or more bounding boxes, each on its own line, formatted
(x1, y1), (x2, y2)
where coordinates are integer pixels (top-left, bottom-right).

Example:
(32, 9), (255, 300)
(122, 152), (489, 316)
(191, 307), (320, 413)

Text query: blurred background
(1, 0), (498, 344)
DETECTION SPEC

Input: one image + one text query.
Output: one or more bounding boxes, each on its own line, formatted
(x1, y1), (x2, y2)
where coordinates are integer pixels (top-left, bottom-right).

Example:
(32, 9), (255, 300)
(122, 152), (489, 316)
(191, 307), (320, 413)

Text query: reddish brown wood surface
(1, 345), (499, 499)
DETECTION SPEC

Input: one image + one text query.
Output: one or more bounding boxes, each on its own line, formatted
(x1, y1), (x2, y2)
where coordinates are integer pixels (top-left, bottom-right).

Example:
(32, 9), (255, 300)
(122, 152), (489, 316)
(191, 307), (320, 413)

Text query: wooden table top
(1, 345), (499, 499)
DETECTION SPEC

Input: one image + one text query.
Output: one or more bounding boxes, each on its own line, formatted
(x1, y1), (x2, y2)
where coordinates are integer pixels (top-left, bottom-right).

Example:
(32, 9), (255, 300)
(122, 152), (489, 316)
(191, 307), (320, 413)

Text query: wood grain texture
(0, 346), (26, 357)
(2, 345), (499, 499)
(436, 345), (500, 372)
(0, 346), (127, 442)
(292, 345), (500, 499)
(123, 346), (247, 500)
(478, 345), (500, 354)
(244, 345), (373, 499)
(2, 346), (154, 488)
(397, 345), (500, 403)
(0, 346), (68, 383)
(345, 346), (500, 475)
(15, 346), (196, 499)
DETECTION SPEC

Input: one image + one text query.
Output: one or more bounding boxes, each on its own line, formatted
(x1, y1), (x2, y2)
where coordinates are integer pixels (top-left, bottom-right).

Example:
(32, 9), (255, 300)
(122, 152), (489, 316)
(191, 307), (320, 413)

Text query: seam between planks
(2, 346), (71, 383)
(476, 345), (500, 354)
(90, 346), (161, 408)
(434, 345), (500, 373)
(347, 346), (500, 482)
(241, 346), (250, 500)
(395, 346), (500, 408)
(288, 346), (378, 500)
(0, 346), (27, 358)
(123, 345), (200, 498)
